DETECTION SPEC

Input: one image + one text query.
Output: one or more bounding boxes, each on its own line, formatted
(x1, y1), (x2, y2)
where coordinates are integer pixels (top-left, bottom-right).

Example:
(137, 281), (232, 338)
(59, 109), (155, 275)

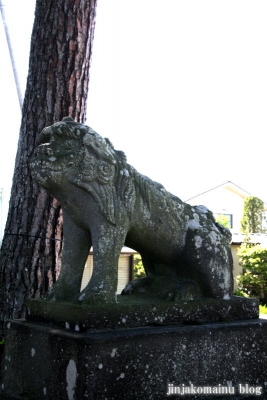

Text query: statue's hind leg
(121, 254), (155, 295)
(183, 228), (233, 299)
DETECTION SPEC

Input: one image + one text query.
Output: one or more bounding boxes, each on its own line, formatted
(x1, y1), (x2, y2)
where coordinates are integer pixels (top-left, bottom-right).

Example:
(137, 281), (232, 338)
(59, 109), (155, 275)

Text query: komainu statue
(31, 117), (233, 304)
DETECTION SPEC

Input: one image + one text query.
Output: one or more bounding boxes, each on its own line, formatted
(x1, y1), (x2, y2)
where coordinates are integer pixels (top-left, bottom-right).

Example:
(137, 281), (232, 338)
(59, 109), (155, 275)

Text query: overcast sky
(1, 0), (267, 236)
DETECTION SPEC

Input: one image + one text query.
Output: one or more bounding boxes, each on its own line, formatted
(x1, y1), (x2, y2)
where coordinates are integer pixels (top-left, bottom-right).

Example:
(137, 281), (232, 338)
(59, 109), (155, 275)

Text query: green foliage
(215, 214), (231, 229)
(133, 255), (146, 279)
(233, 289), (249, 297)
(236, 243), (267, 299)
(259, 304), (267, 314)
(241, 196), (265, 233)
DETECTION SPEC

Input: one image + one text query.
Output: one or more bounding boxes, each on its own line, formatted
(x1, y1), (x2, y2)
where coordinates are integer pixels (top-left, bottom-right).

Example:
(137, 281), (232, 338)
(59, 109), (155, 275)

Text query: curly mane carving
(31, 117), (233, 305)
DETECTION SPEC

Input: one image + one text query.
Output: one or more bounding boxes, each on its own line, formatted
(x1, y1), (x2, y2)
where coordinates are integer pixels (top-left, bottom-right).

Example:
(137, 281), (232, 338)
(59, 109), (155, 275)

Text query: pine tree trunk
(0, 0), (97, 329)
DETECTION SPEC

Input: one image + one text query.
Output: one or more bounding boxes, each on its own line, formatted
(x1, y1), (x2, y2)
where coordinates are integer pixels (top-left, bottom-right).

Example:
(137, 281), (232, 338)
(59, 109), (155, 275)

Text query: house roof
(185, 181), (267, 210)
(185, 181), (252, 202)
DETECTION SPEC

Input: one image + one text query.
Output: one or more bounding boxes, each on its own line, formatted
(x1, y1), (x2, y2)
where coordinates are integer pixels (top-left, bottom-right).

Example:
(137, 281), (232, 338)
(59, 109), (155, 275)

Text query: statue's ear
(38, 126), (53, 145)
(62, 116), (75, 122)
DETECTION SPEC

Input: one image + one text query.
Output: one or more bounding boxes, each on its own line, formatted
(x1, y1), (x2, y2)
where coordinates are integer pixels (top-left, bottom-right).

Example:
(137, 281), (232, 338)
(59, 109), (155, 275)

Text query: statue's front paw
(44, 284), (74, 302)
(44, 290), (57, 301)
(160, 280), (202, 301)
(73, 287), (116, 305)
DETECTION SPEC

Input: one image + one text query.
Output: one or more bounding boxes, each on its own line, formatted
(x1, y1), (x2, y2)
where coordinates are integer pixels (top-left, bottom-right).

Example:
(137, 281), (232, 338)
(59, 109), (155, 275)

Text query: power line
(0, 0), (23, 109)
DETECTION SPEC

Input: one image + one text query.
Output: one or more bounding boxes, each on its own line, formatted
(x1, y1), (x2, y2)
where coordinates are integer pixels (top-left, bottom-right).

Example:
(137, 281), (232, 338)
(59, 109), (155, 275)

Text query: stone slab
(1, 318), (267, 399)
(25, 296), (259, 332)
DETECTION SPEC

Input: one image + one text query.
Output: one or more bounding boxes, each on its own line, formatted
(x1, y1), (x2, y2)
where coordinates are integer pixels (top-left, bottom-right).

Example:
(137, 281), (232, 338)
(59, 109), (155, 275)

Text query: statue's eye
(64, 140), (73, 150)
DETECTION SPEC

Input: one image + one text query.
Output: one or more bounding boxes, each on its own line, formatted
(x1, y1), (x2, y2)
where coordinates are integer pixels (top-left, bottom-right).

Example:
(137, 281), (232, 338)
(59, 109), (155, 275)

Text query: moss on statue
(31, 117), (233, 307)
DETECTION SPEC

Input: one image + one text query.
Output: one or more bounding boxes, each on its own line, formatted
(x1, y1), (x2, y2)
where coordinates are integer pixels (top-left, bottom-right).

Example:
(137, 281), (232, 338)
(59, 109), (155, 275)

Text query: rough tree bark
(0, 0), (97, 329)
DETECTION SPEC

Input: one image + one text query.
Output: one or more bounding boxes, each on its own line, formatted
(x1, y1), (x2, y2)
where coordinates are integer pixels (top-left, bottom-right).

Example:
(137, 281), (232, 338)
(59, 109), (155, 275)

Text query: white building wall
(81, 253), (132, 294)
(187, 186), (245, 232)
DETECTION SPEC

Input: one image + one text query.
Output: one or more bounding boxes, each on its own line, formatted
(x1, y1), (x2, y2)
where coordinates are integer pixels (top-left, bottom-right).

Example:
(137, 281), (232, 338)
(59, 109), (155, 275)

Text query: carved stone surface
(31, 117), (233, 304)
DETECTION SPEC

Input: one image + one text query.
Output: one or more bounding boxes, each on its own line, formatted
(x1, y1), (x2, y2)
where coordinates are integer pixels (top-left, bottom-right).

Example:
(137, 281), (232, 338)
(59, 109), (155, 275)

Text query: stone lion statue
(31, 117), (233, 304)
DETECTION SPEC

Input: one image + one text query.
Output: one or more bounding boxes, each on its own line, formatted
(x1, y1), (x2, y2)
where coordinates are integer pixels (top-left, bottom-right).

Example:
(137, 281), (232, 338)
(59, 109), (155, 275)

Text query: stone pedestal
(1, 318), (267, 399)
(25, 296), (259, 330)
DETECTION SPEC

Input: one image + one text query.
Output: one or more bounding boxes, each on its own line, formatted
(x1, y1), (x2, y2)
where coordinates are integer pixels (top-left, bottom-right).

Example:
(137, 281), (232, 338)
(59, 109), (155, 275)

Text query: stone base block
(25, 296), (259, 331)
(1, 319), (267, 399)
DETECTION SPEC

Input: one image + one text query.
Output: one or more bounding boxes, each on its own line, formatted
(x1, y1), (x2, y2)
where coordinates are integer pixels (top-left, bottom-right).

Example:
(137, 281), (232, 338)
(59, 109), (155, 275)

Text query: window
(214, 213), (233, 229)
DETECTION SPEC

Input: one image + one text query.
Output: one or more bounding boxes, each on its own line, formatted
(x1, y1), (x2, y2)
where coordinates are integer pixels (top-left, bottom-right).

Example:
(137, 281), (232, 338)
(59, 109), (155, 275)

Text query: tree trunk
(0, 0), (97, 330)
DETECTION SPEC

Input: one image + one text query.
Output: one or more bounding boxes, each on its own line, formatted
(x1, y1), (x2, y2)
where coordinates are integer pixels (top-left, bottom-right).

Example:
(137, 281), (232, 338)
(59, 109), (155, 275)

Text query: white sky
(0, 0), (267, 237)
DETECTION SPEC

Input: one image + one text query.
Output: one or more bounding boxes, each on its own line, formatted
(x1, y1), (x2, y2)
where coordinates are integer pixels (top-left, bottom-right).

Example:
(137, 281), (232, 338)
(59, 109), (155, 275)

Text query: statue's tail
(195, 205), (232, 243)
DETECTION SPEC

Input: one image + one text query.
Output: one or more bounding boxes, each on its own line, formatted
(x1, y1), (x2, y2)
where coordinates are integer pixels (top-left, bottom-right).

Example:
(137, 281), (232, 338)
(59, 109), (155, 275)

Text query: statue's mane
(54, 118), (172, 225)
(53, 120), (135, 224)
